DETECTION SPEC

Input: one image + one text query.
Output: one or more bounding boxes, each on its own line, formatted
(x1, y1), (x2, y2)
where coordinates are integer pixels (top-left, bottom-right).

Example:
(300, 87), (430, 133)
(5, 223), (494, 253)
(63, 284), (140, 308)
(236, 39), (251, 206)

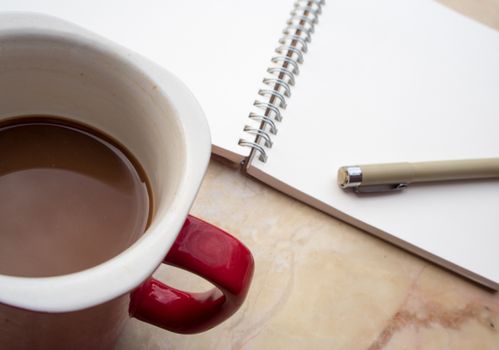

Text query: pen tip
(337, 167), (348, 188)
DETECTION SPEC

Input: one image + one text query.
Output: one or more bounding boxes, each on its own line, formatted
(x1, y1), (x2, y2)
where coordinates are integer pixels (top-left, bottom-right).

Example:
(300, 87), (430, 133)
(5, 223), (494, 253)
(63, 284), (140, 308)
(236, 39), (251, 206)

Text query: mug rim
(0, 12), (211, 313)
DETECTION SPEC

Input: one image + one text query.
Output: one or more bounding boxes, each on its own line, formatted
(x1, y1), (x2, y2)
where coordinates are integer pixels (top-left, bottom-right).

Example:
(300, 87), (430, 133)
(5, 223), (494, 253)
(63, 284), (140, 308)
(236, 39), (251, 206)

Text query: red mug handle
(129, 215), (254, 334)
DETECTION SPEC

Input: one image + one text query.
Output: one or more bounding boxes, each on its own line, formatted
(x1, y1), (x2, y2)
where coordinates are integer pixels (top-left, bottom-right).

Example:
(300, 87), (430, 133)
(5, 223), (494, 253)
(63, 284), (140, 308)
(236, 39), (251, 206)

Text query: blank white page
(248, 0), (499, 288)
(1, 0), (292, 162)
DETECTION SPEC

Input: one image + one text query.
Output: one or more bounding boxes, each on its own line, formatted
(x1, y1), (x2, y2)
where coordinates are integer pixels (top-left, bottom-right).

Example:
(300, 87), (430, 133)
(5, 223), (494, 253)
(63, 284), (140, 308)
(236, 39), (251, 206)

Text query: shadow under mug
(0, 13), (254, 350)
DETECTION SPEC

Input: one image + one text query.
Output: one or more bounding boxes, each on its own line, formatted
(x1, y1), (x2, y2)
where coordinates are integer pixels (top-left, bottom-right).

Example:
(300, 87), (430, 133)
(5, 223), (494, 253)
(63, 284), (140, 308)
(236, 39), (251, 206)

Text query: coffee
(0, 116), (152, 277)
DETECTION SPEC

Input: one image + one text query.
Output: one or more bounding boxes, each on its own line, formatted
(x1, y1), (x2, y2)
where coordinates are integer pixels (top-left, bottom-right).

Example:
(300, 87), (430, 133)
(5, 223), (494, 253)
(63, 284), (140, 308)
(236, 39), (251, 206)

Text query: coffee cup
(0, 13), (254, 349)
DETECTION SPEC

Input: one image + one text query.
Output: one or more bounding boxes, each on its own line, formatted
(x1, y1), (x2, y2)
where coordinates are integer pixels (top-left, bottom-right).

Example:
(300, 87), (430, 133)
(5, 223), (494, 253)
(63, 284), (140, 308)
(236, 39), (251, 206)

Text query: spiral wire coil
(238, 0), (325, 162)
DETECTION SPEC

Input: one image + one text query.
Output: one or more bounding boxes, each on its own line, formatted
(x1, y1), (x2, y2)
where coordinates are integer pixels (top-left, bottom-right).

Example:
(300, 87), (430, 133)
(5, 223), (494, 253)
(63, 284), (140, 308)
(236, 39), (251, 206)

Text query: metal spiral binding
(238, 0), (325, 162)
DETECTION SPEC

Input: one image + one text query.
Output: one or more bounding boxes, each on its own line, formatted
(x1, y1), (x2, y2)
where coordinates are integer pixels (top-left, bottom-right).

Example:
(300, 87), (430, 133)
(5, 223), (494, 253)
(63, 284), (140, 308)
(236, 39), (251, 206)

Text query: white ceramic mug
(0, 13), (254, 350)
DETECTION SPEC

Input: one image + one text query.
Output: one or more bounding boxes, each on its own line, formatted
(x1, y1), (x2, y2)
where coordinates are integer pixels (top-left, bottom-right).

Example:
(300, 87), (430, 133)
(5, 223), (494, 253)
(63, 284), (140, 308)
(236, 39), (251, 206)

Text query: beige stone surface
(116, 159), (499, 349)
(116, 2), (499, 348)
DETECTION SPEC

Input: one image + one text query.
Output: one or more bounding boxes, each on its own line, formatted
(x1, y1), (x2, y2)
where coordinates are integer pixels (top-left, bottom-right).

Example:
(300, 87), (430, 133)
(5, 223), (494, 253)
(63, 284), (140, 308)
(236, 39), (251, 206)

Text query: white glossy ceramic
(0, 12), (211, 349)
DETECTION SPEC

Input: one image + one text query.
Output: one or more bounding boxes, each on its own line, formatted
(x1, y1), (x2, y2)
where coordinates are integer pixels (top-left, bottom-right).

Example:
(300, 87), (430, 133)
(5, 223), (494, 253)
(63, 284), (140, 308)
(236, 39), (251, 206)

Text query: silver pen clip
(353, 183), (408, 193)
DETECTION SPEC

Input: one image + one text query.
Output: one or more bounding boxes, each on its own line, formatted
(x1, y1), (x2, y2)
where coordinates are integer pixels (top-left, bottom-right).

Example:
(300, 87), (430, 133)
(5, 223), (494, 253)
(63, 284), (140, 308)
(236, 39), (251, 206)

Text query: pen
(338, 158), (499, 192)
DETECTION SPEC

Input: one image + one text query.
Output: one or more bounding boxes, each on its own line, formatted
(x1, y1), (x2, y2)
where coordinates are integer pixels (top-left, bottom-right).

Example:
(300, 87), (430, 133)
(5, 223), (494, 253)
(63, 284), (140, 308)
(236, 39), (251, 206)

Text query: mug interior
(0, 32), (186, 274)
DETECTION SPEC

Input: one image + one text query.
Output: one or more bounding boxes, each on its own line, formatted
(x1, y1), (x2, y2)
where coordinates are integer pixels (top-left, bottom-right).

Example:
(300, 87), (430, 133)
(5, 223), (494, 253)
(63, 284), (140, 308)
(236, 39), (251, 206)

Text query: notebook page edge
(246, 163), (499, 290)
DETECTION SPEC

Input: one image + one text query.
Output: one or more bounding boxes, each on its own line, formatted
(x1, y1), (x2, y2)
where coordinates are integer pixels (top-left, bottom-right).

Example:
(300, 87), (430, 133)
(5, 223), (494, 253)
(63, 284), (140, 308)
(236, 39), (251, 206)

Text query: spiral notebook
(241, 0), (499, 290)
(4, 0), (499, 289)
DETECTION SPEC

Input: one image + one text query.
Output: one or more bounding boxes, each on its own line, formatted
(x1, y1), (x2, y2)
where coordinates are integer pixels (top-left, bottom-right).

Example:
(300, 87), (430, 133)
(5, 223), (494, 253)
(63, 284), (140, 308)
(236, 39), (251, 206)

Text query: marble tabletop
(117, 158), (499, 349)
(116, 2), (499, 348)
